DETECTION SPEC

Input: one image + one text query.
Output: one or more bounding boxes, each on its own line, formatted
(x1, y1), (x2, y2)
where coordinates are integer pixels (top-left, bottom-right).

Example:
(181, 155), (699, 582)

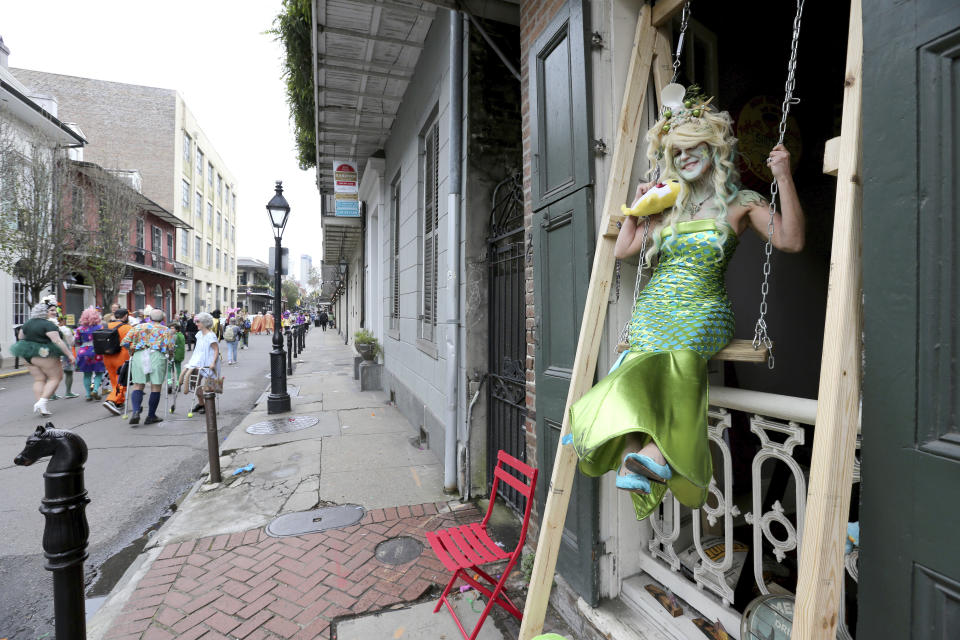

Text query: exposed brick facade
(520, 0), (568, 540)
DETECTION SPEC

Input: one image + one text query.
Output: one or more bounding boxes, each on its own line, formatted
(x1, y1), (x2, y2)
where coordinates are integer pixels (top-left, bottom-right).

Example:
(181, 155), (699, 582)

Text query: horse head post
(14, 423), (89, 640)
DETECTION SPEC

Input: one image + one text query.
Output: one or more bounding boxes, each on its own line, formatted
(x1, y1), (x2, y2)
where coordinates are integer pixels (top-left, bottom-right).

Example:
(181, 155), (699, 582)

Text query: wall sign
(333, 161), (360, 217)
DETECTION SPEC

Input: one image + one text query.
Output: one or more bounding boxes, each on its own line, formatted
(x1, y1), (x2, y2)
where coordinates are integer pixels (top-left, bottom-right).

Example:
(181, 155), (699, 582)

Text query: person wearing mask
(10, 302), (76, 416)
(102, 308), (132, 415)
(74, 307), (106, 401)
(180, 312), (220, 416)
(50, 308), (79, 400)
(121, 308), (175, 425)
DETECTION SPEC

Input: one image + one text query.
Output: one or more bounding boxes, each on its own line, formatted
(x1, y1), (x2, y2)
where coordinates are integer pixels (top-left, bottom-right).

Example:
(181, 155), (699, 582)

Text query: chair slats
(494, 466), (533, 498)
(449, 528), (487, 565)
(458, 525), (502, 563)
(497, 449), (536, 478)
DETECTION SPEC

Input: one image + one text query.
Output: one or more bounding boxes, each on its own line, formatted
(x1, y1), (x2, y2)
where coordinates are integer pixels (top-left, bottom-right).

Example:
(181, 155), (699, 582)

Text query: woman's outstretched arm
(746, 144), (805, 252)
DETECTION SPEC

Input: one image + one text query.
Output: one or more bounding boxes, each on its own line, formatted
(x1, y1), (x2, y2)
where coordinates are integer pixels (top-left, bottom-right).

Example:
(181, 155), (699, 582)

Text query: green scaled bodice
(629, 218), (739, 358)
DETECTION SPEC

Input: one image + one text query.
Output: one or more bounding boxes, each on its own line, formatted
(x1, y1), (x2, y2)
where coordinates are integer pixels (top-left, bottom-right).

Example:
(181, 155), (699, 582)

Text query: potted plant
(353, 329), (380, 361)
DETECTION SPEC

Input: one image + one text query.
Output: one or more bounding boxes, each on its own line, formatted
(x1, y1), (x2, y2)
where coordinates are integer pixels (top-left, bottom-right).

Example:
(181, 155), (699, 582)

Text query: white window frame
(182, 132), (191, 169)
(181, 179), (190, 209)
(418, 116), (440, 345)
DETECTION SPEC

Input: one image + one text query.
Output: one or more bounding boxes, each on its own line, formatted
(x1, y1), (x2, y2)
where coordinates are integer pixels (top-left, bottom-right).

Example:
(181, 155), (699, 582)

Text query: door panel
(529, 0), (592, 211)
(860, 2), (960, 636)
(533, 187), (598, 605)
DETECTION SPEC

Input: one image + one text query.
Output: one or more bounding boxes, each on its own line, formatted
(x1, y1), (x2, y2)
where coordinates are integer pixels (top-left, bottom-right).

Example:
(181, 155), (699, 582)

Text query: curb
(0, 368), (29, 379)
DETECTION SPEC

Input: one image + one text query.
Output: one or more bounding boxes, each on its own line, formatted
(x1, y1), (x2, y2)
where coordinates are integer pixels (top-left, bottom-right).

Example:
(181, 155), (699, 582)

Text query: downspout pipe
(444, 9), (463, 493)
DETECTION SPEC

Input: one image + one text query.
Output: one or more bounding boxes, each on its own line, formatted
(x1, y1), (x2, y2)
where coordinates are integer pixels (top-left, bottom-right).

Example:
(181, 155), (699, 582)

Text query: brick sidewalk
(103, 502), (483, 640)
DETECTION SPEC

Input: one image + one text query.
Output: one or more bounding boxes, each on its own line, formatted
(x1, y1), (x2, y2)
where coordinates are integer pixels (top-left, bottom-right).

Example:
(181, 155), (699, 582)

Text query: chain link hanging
(752, 0), (805, 370)
(671, 1), (692, 83)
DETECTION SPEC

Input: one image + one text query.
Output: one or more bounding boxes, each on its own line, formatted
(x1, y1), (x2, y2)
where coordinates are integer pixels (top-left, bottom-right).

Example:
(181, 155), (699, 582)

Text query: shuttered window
(419, 120), (440, 342)
(390, 176), (401, 331)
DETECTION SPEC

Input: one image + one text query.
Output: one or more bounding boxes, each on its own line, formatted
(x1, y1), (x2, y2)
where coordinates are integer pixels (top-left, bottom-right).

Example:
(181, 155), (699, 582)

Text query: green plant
(353, 329), (382, 358)
(520, 552), (536, 586)
(268, 0), (316, 170)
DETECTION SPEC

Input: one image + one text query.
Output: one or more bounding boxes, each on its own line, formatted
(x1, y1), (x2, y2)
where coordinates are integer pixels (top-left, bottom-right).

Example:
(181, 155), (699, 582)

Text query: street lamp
(338, 256), (349, 344)
(266, 181), (291, 414)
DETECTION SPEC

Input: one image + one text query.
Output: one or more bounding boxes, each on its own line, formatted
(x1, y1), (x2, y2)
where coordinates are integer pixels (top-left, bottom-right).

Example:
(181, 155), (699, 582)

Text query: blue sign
(335, 200), (360, 217)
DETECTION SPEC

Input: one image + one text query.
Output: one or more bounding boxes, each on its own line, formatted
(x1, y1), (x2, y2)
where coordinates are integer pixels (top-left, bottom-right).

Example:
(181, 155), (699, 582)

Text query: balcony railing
(627, 387), (860, 639)
(240, 284), (273, 296)
(129, 246), (189, 279)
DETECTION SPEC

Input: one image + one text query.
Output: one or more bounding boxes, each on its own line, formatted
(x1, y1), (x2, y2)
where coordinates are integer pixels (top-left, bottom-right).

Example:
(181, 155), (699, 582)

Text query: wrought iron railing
(128, 245), (183, 277)
(632, 387), (860, 638)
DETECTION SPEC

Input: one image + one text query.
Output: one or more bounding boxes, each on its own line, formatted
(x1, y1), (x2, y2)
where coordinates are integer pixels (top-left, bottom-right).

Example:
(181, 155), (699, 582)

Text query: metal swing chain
(615, 218), (651, 350)
(753, 0), (805, 370)
(671, 1), (692, 83)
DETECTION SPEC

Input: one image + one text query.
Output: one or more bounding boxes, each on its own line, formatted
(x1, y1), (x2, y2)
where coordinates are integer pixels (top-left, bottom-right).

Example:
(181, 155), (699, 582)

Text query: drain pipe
(443, 9), (463, 494)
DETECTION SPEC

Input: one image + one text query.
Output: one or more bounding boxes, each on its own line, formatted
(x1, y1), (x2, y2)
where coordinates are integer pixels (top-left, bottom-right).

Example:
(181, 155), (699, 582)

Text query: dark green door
(860, 2), (960, 636)
(529, 0), (599, 606)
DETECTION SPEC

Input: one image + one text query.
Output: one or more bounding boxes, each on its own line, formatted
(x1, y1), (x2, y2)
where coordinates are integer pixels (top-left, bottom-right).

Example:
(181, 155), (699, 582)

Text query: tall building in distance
(12, 69), (240, 313)
(300, 254), (312, 286)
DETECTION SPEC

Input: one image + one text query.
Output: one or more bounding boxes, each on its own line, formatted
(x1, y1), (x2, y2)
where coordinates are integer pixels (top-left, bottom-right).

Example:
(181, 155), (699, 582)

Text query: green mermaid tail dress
(569, 218), (738, 520)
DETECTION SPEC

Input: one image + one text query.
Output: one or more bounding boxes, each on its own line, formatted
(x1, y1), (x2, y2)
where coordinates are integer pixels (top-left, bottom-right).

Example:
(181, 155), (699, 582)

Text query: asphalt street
(0, 331), (281, 639)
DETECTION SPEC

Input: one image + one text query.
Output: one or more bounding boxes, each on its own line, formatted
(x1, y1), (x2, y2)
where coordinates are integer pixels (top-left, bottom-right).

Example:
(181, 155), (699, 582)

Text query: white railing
(634, 386), (860, 639)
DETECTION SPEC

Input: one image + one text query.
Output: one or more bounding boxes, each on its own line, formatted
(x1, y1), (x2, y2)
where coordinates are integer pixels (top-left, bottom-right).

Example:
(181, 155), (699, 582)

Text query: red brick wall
(520, 0), (568, 537)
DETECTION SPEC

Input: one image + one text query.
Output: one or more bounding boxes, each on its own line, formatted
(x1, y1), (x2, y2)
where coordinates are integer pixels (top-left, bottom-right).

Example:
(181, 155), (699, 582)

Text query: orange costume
(104, 321), (132, 406)
(264, 313), (275, 333)
(251, 314), (264, 334)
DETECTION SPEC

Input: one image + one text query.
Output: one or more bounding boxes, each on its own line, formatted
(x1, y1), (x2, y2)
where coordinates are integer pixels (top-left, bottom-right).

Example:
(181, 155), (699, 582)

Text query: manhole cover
(246, 415), (319, 435)
(375, 536), (423, 565)
(265, 505), (365, 537)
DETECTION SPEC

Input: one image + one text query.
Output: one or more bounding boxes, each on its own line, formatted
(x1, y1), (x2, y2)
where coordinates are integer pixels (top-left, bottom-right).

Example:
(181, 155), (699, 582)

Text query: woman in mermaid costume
(569, 86), (806, 520)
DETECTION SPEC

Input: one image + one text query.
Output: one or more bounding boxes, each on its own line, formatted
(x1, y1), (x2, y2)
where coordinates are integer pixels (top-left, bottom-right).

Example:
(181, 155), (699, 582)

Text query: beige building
(12, 69), (239, 312)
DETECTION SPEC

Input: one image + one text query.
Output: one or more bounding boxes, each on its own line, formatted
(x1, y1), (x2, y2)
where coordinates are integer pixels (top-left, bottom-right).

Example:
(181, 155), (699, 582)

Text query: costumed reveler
(568, 84), (806, 520)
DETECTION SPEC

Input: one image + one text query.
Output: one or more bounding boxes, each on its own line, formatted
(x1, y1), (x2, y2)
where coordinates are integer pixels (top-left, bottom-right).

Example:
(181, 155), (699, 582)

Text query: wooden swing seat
(615, 338), (770, 363)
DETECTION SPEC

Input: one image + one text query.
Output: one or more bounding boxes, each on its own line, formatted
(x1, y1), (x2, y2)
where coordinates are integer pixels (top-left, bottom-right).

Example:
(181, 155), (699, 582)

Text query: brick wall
(520, 0), (568, 539)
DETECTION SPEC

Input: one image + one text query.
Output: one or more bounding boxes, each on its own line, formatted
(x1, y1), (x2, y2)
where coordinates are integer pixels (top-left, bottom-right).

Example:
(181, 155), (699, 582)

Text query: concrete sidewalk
(88, 328), (571, 640)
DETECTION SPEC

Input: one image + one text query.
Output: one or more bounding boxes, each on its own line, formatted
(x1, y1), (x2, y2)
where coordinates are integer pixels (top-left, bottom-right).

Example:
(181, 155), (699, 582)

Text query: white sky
(2, 0), (324, 278)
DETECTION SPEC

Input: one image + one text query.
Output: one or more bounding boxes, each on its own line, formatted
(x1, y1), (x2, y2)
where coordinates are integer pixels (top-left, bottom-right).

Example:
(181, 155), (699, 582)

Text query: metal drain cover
(266, 505), (365, 537)
(375, 536), (423, 565)
(246, 415), (319, 435)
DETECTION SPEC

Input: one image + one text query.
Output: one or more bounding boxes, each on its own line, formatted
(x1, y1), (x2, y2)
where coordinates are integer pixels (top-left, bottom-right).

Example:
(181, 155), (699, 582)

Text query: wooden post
(517, 5), (664, 638)
(792, 0), (863, 638)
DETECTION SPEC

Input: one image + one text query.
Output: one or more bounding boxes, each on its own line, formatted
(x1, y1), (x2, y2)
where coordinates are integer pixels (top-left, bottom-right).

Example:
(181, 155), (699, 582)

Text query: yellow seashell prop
(620, 180), (681, 217)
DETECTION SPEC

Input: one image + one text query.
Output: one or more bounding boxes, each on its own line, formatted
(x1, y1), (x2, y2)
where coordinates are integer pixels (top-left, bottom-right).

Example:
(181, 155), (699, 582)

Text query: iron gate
(487, 172), (528, 511)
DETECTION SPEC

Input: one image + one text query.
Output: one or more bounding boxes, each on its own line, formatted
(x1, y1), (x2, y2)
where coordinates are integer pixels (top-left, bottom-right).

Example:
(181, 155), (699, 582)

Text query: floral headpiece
(658, 83), (714, 133)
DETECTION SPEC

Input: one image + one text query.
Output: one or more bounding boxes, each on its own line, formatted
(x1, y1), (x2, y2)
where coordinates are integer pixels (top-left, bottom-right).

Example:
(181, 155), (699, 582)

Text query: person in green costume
(568, 85), (806, 520)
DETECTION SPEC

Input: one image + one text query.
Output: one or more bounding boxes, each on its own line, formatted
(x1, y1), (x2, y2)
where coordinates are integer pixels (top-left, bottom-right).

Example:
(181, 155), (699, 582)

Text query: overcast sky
(3, 0), (324, 277)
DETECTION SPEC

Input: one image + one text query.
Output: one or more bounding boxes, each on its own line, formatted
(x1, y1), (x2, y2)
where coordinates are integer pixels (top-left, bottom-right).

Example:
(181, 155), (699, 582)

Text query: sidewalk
(89, 328), (571, 640)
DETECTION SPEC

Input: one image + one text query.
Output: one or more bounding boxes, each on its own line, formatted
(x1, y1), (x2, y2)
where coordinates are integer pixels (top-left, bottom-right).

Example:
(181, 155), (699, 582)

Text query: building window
(390, 175), (400, 331)
(183, 132), (191, 169)
(216, 249), (221, 270)
(165, 289), (173, 315)
(217, 174), (222, 199)
(207, 243), (212, 267)
(419, 118), (440, 343)
(207, 202), (213, 227)
(154, 284), (163, 310)
(181, 179), (190, 209)
(195, 236), (202, 263)
(13, 282), (28, 325)
(216, 212), (221, 234)
(180, 229), (188, 256)
(134, 281), (146, 311)
(136, 218), (145, 249)
(207, 163), (214, 188)
(152, 226), (162, 255)
(225, 185), (230, 208)
(196, 149), (203, 178)
(231, 224), (235, 244)
(167, 232), (174, 260)
(72, 185), (84, 226)
(232, 193), (236, 212)
(195, 192), (202, 220)
(216, 285), (221, 305)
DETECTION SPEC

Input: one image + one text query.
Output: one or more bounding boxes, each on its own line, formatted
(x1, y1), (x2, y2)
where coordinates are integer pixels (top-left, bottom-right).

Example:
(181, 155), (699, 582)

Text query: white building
(299, 253), (312, 285)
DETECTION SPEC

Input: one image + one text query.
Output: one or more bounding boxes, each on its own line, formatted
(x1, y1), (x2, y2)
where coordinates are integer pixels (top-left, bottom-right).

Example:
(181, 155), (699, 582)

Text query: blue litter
(561, 434), (573, 446)
(231, 463), (255, 476)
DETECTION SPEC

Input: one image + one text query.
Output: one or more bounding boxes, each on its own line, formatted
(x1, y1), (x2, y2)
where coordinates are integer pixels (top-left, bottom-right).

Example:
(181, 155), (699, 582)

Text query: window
(195, 279), (203, 311)
(154, 284), (163, 310)
(389, 175), (401, 331)
(216, 212), (221, 234)
(231, 224), (235, 244)
(216, 249), (221, 270)
(183, 132), (191, 169)
(216, 285), (221, 304)
(136, 218), (145, 249)
(207, 202), (213, 227)
(195, 236), (202, 263)
(134, 281), (146, 311)
(152, 226), (162, 254)
(196, 149), (203, 177)
(167, 233), (174, 260)
(419, 118), (440, 343)
(207, 163), (214, 189)
(180, 229), (188, 256)
(217, 174), (222, 199)
(207, 243), (212, 267)
(13, 282), (28, 325)
(72, 185), (84, 226)
(232, 193), (236, 212)
(225, 185), (230, 208)
(195, 192), (202, 220)
(181, 179), (190, 209)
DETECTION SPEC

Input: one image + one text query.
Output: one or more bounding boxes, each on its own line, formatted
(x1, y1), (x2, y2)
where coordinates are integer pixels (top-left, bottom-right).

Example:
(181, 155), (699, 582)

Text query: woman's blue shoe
(624, 452), (672, 485)
(615, 471), (651, 494)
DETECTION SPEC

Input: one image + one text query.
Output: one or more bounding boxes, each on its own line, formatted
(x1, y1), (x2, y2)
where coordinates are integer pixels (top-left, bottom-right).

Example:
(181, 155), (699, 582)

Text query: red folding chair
(427, 450), (538, 640)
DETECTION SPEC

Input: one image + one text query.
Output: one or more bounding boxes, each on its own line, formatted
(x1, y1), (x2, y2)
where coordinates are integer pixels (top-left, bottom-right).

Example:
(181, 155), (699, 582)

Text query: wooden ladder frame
(517, 1), (864, 638)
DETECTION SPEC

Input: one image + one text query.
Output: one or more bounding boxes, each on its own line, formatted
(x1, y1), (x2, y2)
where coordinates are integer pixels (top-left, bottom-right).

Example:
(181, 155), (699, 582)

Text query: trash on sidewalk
(231, 463), (255, 476)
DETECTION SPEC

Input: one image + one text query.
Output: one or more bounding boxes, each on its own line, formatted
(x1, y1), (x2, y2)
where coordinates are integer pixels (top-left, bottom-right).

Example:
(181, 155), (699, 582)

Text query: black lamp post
(339, 256), (348, 344)
(266, 181), (291, 414)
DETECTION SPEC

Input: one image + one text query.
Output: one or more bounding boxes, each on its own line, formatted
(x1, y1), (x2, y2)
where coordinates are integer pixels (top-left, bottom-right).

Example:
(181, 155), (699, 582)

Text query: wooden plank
(792, 1), (863, 638)
(652, 0), (687, 27)
(823, 136), (841, 176)
(652, 28), (676, 94)
(517, 6), (659, 639)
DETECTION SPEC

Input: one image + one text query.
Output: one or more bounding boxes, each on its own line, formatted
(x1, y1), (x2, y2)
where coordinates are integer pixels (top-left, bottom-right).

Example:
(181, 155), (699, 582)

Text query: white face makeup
(673, 142), (712, 182)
